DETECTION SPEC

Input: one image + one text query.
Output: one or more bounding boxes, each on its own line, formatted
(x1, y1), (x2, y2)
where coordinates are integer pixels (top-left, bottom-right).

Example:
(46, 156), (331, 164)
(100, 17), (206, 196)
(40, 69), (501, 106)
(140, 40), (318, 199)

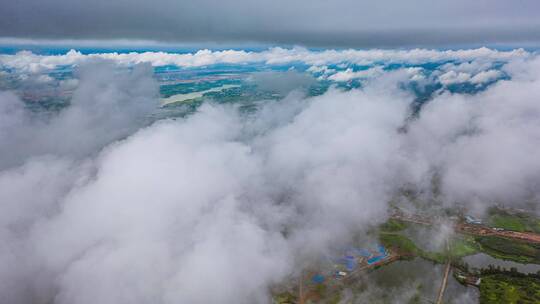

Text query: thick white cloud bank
(1, 50), (540, 303)
(0, 47), (530, 73)
(0, 61), (158, 168)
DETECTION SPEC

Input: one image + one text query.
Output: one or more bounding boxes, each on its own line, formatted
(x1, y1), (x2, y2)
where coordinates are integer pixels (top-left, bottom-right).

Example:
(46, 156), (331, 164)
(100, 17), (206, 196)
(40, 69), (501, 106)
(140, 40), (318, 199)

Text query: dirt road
(391, 213), (540, 244)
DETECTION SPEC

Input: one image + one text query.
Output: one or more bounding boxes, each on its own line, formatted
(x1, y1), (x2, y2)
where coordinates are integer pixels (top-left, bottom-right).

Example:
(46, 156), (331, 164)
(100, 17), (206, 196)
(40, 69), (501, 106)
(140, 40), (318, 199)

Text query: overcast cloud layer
(1, 0), (540, 47)
(1, 48), (540, 303)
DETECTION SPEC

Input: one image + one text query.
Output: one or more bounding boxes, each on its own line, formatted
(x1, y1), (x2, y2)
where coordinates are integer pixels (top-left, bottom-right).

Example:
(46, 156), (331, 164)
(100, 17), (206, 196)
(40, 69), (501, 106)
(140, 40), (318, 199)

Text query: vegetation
(379, 232), (446, 263)
(489, 214), (528, 232)
(406, 285), (424, 304)
(449, 236), (480, 258)
(327, 292), (342, 304)
(273, 292), (296, 304)
(379, 219), (408, 232)
(480, 272), (540, 304)
(487, 208), (540, 233)
(379, 233), (418, 257)
(452, 271), (468, 285)
(476, 235), (540, 264)
(380, 231), (479, 265)
(313, 282), (327, 295)
(421, 251), (446, 264)
(376, 212), (540, 303)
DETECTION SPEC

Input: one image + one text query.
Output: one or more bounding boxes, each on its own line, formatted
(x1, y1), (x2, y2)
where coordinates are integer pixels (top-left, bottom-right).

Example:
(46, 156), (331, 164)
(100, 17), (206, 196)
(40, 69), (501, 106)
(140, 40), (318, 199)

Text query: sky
(1, 0), (540, 47)
(1, 1), (540, 303)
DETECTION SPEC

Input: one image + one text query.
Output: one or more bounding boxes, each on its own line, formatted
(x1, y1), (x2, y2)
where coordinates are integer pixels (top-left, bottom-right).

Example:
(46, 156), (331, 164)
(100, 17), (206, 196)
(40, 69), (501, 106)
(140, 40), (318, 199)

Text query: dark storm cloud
(1, 0), (540, 47)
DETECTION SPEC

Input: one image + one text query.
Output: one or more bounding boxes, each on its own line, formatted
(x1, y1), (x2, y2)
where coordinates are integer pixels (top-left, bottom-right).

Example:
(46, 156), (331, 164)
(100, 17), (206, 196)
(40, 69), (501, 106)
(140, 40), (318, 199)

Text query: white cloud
(406, 55), (540, 205)
(440, 61), (494, 74)
(438, 69), (503, 86)
(327, 66), (384, 82)
(1, 50), (540, 303)
(470, 69), (502, 84)
(0, 65), (412, 304)
(0, 47), (530, 73)
(0, 60), (158, 168)
(306, 65), (335, 76)
(438, 70), (472, 85)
